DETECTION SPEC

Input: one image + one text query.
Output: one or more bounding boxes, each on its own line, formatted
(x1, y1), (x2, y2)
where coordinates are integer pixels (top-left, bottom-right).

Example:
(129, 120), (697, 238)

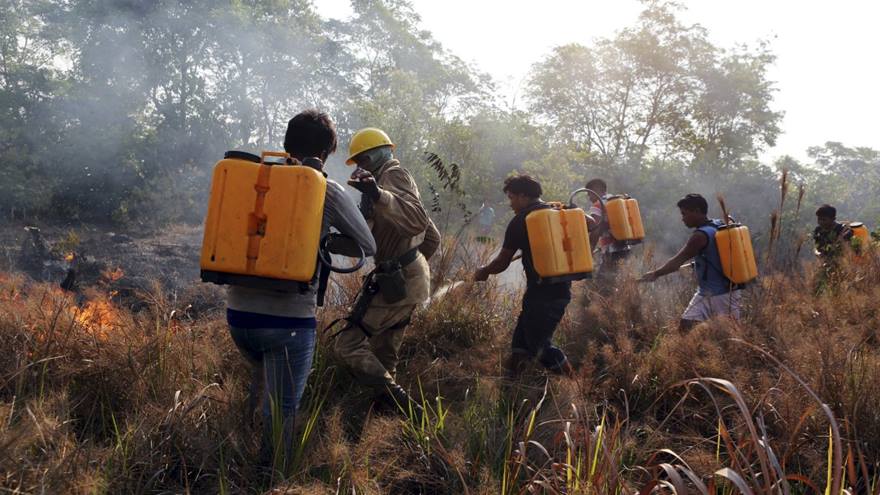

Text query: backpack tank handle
(260, 150), (293, 165)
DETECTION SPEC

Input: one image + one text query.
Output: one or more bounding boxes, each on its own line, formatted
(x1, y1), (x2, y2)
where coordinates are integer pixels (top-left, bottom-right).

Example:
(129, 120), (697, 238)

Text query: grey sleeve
(325, 181), (376, 257)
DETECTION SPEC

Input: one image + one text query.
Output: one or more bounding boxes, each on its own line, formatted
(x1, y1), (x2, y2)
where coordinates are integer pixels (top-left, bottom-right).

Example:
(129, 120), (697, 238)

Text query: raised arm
(373, 167), (430, 237)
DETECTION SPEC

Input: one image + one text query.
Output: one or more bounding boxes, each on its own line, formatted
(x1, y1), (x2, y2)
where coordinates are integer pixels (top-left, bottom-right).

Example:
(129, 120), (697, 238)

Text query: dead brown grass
(1, 245), (880, 493)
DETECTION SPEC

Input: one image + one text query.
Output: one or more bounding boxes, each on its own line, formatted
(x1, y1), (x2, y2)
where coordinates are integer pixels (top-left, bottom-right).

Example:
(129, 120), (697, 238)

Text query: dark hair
(283, 109), (337, 160)
(676, 193), (708, 214)
(816, 204), (837, 219)
(585, 178), (607, 193)
(503, 174), (542, 199)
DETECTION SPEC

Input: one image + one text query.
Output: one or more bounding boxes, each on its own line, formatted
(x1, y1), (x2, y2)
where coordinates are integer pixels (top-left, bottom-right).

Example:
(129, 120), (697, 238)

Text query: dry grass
(1, 244), (880, 493)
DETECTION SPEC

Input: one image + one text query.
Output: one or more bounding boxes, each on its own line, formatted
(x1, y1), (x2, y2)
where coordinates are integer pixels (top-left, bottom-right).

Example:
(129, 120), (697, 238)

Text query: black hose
(318, 233), (366, 274)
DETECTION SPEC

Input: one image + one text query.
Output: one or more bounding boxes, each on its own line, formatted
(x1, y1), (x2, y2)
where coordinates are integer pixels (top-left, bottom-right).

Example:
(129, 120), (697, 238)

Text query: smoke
(1, 0), (870, 278)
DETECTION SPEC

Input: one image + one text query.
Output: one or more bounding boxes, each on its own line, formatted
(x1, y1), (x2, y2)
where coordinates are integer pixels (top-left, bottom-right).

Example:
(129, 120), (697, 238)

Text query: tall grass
(1, 237), (880, 493)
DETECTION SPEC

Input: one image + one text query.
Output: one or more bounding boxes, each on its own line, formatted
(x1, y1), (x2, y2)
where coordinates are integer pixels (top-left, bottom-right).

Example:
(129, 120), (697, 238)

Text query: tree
(526, 1), (781, 171)
(0, 0), (66, 217)
(807, 142), (880, 223)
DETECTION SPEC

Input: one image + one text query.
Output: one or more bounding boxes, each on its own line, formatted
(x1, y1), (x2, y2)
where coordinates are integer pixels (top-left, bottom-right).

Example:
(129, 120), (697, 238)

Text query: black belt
(376, 247), (420, 272)
(324, 247), (421, 339)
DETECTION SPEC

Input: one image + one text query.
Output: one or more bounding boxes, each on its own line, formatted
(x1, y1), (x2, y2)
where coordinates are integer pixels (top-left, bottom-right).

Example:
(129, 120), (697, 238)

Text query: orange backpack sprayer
(525, 190), (594, 283)
(714, 198), (758, 285)
(847, 222), (871, 255)
(603, 194), (645, 244)
(200, 151), (331, 290)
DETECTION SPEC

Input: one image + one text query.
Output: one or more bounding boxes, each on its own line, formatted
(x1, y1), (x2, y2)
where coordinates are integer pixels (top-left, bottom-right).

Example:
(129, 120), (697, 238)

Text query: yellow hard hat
(346, 127), (395, 165)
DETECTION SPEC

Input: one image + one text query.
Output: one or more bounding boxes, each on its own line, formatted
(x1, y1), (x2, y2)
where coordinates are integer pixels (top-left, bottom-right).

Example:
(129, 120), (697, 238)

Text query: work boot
(378, 384), (424, 423)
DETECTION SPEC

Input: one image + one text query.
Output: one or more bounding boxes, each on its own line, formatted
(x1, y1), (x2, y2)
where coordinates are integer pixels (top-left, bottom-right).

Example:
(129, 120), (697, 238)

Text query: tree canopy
(0, 0), (875, 253)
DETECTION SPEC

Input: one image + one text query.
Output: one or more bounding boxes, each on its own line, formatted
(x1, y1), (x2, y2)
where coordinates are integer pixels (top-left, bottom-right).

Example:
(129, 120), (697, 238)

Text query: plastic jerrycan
(624, 197), (645, 242)
(848, 222), (870, 253)
(525, 204), (593, 283)
(715, 223), (758, 285)
(200, 150), (327, 288)
(604, 195), (634, 241)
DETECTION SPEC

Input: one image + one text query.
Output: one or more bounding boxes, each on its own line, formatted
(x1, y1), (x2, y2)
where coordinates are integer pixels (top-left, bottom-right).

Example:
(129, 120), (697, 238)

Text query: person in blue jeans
(225, 110), (376, 475)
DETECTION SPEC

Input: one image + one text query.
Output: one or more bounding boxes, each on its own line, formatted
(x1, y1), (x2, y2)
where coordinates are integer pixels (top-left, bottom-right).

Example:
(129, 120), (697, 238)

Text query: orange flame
(102, 267), (125, 282)
(64, 252), (76, 263)
(74, 298), (120, 339)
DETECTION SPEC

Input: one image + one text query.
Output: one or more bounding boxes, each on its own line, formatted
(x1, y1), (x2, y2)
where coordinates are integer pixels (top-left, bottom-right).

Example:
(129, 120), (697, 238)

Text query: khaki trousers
(333, 303), (417, 389)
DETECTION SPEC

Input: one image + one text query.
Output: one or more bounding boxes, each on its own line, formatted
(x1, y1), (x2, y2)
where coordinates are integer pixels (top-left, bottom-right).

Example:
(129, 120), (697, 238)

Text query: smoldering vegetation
(3, 0), (880, 493)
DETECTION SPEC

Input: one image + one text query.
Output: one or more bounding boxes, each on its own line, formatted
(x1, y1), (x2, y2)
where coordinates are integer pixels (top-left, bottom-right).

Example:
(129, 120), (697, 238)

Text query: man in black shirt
(813, 204), (853, 260)
(474, 174), (575, 377)
(812, 203), (853, 293)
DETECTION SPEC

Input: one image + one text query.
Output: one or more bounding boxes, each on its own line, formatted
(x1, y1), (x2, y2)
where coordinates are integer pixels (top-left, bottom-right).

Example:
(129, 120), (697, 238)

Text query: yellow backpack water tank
(848, 222), (871, 254)
(200, 151), (327, 289)
(604, 195), (645, 243)
(715, 224), (758, 284)
(525, 206), (593, 283)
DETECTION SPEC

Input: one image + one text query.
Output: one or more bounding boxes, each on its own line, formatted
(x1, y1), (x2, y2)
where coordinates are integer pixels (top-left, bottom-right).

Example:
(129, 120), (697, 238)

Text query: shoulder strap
(695, 220), (723, 281)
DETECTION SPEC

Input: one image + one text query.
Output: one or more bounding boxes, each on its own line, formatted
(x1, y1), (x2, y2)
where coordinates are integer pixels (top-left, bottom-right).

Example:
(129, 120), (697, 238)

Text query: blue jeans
(229, 325), (316, 471)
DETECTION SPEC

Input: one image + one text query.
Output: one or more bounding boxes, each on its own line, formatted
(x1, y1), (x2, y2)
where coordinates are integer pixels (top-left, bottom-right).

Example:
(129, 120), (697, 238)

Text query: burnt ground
(0, 221), (223, 316)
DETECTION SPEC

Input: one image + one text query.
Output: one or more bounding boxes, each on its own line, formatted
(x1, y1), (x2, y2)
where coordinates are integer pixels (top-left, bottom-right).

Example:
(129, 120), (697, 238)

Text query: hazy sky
(315, 0), (880, 163)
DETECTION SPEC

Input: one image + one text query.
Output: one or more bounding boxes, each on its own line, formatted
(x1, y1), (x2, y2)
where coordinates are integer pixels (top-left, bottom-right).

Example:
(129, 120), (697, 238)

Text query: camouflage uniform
(334, 158), (440, 389)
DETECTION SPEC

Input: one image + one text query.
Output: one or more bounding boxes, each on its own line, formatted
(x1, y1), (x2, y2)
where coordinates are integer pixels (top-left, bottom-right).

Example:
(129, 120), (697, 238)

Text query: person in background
(583, 178), (632, 285)
(812, 203), (853, 292)
(812, 204), (853, 260)
(639, 193), (742, 331)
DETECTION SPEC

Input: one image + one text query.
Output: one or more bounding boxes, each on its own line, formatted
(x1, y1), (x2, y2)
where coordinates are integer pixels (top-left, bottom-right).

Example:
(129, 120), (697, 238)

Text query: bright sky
(315, 0), (880, 163)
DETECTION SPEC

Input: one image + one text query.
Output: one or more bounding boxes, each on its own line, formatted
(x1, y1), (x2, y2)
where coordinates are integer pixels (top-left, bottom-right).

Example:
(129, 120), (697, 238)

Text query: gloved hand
(347, 169), (381, 202)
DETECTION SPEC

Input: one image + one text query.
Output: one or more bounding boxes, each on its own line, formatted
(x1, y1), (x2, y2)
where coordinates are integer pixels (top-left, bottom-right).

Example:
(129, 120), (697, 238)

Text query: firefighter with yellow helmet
(332, 127), (440, 416)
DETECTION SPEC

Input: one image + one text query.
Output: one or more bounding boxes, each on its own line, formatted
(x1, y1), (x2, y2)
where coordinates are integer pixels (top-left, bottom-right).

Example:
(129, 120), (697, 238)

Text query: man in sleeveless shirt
(640, 193), (742, 331)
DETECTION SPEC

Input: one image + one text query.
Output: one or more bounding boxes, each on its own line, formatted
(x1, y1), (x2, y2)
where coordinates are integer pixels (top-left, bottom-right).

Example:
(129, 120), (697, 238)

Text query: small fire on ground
(102, 267), (125, 282)
(74, 298), (121, 339)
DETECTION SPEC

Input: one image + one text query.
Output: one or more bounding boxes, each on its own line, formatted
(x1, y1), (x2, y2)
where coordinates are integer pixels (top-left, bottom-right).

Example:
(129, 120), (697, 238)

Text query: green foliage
(0, 0), (875, 250)
(526, 1), (782, 170)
